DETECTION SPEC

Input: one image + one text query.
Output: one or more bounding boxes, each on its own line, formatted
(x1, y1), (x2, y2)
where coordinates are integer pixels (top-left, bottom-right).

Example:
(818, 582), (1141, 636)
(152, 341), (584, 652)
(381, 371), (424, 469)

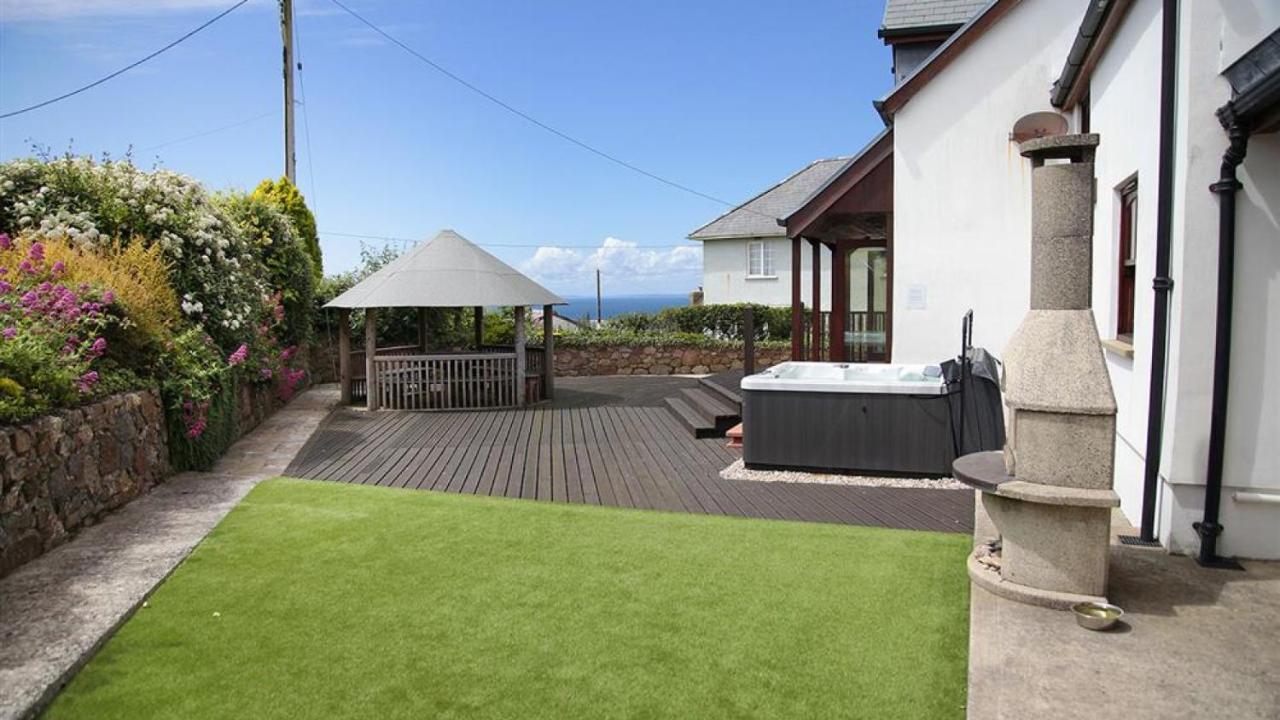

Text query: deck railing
(479, 344), (545, 376)
(371, 353), (519, 410)
(797, 311), (888, 362)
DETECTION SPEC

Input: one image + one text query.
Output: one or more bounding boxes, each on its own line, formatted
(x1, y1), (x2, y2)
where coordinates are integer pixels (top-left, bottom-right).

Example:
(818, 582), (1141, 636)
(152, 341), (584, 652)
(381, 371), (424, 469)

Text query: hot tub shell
(741, 361), (1002, 477)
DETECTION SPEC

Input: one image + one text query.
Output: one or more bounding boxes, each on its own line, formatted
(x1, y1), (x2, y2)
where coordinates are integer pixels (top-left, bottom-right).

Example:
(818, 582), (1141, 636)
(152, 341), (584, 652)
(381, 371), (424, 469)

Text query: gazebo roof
(325, 229), (565, 309)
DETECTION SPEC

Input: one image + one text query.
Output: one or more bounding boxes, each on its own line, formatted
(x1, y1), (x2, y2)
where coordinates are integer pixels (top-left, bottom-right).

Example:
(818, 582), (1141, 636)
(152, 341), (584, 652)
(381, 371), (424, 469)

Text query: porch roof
(325, 229), (565, 309)
(783, 129), (894, 240)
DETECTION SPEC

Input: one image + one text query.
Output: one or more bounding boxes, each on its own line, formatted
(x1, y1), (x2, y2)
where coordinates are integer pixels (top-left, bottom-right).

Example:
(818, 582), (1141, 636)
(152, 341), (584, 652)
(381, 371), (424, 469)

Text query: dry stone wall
(554, 344), (789, 377)
(0, 390), (169, 577)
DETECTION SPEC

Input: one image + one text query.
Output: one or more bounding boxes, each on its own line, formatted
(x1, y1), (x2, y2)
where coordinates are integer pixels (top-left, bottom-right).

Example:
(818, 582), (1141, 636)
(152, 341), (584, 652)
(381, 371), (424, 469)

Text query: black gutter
(1194, 27), (1280, 566)
(1197, 116), (1248, 567)
(1137, 0), (1178, 542)
(1050, 0), (1117, 108)
(878, 23), (964, 41)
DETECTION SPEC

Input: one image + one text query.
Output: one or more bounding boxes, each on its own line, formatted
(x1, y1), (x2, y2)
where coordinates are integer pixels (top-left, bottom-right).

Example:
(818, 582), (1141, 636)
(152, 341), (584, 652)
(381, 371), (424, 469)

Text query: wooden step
(679, 388), (740, 437)
(698, 376), (742, 407)
(663, 396), (720, 439)
(725, 422), (743, 450)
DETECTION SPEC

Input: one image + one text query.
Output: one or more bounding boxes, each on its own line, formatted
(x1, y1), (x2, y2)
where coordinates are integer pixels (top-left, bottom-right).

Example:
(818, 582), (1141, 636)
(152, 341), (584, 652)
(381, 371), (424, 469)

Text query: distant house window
(1117, 179), (1138, 339)
(747, 241), (775, 277)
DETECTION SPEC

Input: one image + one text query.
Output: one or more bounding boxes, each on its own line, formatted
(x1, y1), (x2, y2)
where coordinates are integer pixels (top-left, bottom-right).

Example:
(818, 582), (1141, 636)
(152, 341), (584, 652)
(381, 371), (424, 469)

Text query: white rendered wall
(700, 236), (832, 311)
(1086, 0), (1163, 527)
(890, 0), (1085, 364)
(1141, 0), (1280, 558)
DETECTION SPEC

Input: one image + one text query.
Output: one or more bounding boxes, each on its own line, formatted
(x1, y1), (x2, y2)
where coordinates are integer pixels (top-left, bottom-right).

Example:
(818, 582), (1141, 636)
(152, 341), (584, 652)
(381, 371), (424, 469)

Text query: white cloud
(0, 0), (258, 22)
(521, 237), (701, 288)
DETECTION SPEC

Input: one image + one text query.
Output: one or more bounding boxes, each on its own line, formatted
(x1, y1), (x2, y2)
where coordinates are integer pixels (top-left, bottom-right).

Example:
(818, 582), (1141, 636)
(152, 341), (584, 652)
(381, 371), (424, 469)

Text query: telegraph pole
(281, 0), (297, 183)
(596, 268), (603, 327)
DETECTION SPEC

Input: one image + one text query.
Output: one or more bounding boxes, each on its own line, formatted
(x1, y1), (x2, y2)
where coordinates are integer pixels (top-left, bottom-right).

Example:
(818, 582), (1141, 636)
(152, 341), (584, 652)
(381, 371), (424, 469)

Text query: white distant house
(687, 158), (844, 310)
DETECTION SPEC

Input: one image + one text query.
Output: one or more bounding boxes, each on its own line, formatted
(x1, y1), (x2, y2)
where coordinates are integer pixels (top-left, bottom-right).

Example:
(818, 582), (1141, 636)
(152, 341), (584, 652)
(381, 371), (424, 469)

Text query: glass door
(846, 245), (889, 362)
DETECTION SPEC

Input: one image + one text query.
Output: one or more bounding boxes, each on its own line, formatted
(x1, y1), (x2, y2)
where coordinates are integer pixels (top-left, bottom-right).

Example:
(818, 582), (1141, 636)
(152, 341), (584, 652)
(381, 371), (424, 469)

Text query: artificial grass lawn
(47, 479), (971, 719)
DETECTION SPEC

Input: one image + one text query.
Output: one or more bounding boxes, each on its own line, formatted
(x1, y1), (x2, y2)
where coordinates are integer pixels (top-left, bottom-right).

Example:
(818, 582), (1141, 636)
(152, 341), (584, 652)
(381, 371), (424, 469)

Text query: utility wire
(138, 109), (279, 152)
(319, 230), (697, 249)
(326, 0), (779, 222)
(0, 0), (252, 120)
(293, 8), (320, 212)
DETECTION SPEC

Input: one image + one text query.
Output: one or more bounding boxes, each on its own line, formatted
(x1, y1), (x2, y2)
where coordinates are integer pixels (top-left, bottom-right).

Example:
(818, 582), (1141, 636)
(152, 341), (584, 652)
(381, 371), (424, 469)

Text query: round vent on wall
(1010, 112), (1069, 142)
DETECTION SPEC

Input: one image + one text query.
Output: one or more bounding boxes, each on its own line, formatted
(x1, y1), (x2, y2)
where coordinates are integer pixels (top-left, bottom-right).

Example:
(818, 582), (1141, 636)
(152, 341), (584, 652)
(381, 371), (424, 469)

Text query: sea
(557, 294), (689, 323)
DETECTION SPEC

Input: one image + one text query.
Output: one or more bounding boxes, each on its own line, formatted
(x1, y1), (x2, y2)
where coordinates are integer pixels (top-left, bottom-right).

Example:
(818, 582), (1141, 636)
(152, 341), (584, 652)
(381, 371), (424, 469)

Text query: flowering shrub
(0, 155), (266, 351)
(0, 235), (122, 422)
(251, 177), (322, 281)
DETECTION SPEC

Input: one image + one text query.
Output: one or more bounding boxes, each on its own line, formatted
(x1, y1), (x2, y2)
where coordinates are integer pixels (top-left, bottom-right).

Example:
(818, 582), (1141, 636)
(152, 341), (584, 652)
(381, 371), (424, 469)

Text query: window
(1117, 179), (1137, 339)
(747, 240), (775, 277)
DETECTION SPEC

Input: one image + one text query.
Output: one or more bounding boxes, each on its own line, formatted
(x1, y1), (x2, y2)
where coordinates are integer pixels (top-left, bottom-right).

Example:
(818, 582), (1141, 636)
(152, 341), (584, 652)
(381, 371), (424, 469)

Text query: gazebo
(326, 229), (565, 411)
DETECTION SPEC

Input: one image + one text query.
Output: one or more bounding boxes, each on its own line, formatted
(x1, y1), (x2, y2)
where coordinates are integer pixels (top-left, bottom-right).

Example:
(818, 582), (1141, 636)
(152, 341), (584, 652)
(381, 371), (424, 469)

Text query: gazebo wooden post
(417, 308), (429, 352)
(365, 308), (379, 411)
(514, 306), (527, 406)
(473, 306), (484, 350)
(542, 304), (555, 399)
(337, 308), (351, 405)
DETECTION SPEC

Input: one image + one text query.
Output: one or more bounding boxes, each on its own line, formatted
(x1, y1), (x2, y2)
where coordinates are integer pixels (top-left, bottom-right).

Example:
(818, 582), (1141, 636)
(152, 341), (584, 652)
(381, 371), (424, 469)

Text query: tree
(252, 177), (322, 280)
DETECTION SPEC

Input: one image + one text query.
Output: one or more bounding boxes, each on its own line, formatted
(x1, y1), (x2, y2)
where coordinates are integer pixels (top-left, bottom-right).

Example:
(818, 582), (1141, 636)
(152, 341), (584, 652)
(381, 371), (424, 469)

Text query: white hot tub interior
(743, 362), (947, 395)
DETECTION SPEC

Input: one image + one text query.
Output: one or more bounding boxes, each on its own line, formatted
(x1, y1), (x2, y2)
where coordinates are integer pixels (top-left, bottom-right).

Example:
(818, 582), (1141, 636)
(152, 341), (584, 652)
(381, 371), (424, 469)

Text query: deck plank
(290, 377), (973, 533)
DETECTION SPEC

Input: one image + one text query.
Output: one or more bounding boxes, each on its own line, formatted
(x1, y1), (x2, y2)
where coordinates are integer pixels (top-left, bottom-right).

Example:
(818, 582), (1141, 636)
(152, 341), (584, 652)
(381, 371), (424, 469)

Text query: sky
(0, 0), (893, 296)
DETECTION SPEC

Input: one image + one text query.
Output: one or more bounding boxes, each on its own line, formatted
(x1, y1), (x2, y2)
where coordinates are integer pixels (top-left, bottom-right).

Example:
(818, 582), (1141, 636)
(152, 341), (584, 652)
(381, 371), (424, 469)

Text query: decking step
(698, 376), (742, 407)
(680, 388), (737, 421)
(663, 396), (720, 439)
(725, 422), (743, 450)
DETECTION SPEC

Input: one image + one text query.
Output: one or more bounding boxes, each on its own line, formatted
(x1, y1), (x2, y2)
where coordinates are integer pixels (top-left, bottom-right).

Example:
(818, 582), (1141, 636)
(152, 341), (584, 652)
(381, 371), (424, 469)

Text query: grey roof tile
(882, 0), (989, 31)
(687, 158), (849, 240)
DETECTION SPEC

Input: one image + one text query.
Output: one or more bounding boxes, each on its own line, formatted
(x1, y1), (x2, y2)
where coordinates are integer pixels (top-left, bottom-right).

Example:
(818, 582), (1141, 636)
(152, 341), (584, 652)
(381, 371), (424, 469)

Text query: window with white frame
(747, 240), (775, 277)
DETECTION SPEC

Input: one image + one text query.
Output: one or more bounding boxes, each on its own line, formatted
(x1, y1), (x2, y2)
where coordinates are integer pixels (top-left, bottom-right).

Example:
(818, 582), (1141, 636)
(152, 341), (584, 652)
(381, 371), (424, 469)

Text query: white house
(869, 0), (1280, 560)
(688, 158), (841, 310)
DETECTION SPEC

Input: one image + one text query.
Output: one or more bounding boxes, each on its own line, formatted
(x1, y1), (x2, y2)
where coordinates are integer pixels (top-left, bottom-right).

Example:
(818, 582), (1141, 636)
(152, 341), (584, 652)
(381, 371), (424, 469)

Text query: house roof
(325, 229), (565, 309)
(881, 0), (990, 36)
(1050, 0), (1133, 110)
(687, 158), (849, 240)
(874, 0), (1019, 123)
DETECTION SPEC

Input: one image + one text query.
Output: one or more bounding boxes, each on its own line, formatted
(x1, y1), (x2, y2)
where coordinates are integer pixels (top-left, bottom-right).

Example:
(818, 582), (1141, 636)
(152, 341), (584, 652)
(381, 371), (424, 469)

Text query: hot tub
(740, 361), (998, 477)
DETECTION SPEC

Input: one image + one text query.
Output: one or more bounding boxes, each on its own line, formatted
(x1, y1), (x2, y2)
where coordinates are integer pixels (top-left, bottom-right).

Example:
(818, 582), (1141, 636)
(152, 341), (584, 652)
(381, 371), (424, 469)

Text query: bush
(252, 177), (322, 280)
(0, 155), (267, 352)
(556, 328), (788, 351)
(0, 235), (130, 423)
(601, 303), (793, 342)
(217, 192), (315, 350)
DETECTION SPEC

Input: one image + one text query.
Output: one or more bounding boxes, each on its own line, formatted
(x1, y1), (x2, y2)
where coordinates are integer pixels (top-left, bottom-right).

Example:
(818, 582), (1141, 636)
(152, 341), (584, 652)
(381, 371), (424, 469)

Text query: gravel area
(720, 459), (967, 490)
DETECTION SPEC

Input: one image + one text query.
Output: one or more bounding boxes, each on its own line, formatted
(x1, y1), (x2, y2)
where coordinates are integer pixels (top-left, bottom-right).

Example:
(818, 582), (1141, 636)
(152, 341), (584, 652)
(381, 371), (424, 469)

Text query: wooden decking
(286, 377), (973, 533)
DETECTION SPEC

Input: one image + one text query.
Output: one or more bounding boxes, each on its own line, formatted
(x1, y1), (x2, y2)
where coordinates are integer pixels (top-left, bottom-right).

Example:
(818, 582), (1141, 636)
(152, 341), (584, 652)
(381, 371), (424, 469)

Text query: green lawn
(47, 479), (971, 719)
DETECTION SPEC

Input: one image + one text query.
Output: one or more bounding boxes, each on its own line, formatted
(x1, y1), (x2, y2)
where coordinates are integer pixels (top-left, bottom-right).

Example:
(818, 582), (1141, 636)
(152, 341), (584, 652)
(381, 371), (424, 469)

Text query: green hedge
(556, 329), (788, 351)
(165, 376), (239, 472)
(607, 303), (793, 342)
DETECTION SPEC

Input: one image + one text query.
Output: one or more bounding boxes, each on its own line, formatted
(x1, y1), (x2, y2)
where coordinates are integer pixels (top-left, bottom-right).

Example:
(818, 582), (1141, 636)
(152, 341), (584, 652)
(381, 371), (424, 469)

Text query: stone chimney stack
(955, 134), (1121, 608)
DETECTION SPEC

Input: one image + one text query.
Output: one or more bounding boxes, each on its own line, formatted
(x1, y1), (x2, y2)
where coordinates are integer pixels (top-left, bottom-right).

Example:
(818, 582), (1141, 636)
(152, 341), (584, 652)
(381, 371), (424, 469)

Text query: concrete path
(966, 501), (1280, 719)
(0, 385), (338, 720)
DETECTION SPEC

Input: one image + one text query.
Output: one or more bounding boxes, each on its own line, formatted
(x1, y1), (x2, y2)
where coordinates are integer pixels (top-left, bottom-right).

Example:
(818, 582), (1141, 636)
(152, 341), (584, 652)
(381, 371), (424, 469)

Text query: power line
(137, 109), (279, 153)
(326, 0), (778, 222)
(319, 230), (697, 250)
(294, 8), (320, 212)
(0, 0), (252, 120)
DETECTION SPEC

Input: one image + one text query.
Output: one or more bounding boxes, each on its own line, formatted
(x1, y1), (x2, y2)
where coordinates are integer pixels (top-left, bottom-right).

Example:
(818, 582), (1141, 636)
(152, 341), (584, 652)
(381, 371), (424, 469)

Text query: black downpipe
(1196, 118), (1249, 566)
(1138, 0), (1178, 542)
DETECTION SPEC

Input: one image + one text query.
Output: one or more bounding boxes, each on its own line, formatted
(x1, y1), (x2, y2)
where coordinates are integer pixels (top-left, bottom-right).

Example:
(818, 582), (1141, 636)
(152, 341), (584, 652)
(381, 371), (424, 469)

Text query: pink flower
(90, 337), (107, 357)
(27, 243), (44, 262)
(0, 233), (11, 250)
(18, 260), (33, 274)
(102, 290), (115, 304)
(280, 346), (297, 361)
(260, 367), (274, 380)
(76, 371), (99, 394)
(227, 344), (248, 366)
(0, 280), (10, 294)
(1, 327), (15, 340)
(51, 260), (66, 277)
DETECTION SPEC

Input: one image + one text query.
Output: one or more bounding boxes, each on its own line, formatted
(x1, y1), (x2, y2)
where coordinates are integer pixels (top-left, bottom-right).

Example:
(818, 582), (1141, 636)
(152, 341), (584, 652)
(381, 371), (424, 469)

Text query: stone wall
(554, 344), (790, 377)
(0, 390), (169, 577)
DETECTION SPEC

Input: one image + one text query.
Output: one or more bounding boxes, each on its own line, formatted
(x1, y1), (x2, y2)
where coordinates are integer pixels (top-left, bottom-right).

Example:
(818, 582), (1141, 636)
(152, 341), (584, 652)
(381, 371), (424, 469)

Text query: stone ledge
(1101, 337), (1135, 359)
(968, 550), (1109, 610)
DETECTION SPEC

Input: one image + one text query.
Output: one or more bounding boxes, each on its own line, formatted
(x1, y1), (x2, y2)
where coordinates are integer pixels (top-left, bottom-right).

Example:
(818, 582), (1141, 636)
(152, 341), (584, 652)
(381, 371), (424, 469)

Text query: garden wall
(554, 344), (790, 377)
(0, 390), (169, 577)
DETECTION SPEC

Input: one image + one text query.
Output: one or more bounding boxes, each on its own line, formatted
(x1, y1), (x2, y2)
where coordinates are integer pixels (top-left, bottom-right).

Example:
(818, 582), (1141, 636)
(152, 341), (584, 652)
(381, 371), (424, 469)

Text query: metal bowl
(1071, 601), (1124, 631)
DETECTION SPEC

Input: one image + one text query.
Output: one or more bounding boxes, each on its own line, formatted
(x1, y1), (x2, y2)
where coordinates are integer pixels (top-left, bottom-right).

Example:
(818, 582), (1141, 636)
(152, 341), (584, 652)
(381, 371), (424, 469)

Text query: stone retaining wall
(554, 344), (790, 377)
(0, 390), (169, 577)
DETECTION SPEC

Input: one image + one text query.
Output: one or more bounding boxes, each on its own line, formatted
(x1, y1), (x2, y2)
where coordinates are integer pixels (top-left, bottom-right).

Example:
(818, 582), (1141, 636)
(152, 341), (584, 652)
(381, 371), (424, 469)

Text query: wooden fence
(371, 353), (520, 411)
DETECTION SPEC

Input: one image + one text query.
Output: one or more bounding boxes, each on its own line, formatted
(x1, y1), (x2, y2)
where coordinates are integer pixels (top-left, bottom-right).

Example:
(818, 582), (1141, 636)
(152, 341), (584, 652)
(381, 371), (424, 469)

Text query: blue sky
(0, 0), (891, 295)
